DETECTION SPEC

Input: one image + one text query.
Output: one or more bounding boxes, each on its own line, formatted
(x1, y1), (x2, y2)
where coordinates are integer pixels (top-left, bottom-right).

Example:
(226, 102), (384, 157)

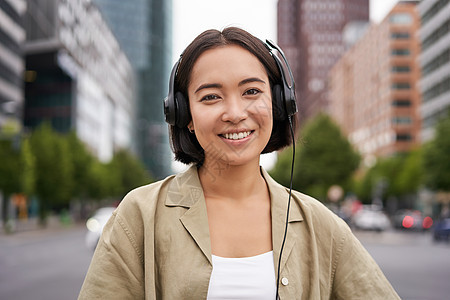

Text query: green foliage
(109, 149), (153, 198)
(19, 138), (36, 196)
(0, 140), (21, 196)
(271, 114), (360, 201)
(30, 123), (73, 221)
(66, 131), (94, 198)
(1, 122), (153, 223)
(354, 150), (424, 205)
(86, 161), (111, 200)
(423, 113), (450, 191)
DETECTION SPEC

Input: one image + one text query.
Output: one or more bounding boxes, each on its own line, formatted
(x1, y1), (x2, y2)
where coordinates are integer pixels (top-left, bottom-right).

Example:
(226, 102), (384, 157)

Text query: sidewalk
(0, 216), (84, 236)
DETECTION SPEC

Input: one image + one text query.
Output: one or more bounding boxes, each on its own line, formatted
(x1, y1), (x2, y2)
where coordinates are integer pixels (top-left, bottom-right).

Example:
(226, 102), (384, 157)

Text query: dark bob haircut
(169, 27), (298, 166)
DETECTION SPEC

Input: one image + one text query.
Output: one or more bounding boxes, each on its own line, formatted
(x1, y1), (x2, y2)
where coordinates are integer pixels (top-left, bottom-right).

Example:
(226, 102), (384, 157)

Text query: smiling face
(187, 45), (273, 168)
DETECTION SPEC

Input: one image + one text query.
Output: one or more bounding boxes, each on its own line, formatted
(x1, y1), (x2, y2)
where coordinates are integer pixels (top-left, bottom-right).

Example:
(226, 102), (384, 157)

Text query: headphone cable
(275, 115), (296, 299)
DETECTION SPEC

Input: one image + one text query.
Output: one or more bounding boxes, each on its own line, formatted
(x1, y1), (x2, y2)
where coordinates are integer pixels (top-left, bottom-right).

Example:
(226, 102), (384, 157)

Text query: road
(0, 225), (449, 299)
(0, 225), (92, 300)
(355, 230), (450, 300)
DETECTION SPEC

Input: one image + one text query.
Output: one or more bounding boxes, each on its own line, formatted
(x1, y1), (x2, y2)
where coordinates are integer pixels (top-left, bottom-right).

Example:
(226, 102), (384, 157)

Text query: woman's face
(187, 44), (273, 168)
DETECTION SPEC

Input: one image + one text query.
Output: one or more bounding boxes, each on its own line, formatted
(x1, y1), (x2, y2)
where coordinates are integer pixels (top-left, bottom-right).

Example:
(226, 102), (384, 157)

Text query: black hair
(169, 27), (297, 166)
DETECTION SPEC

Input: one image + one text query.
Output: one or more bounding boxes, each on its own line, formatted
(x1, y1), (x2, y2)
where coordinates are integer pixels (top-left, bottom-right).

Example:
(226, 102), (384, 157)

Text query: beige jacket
(78, 165), (400, 299)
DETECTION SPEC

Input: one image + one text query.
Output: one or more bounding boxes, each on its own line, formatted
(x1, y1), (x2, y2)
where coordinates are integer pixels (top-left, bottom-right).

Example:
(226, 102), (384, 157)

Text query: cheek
(250, 98), (273, 128)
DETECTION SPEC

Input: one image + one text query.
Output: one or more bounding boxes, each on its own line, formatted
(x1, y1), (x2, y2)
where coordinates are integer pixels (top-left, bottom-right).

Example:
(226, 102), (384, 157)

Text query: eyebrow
(194, 83), (222, 94)
(194, 77), (266, 94)
(238, 77), (266, 86)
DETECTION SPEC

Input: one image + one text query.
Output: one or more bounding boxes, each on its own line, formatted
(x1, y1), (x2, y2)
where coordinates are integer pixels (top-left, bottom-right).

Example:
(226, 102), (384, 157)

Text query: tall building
(329, 1), (421, 162)
(417, 0), (450, 141)
(92, 0), (173, 178)
(277, 0), (369, 123)
(24, 0), (135, 162)
(0, 0), (26, 134)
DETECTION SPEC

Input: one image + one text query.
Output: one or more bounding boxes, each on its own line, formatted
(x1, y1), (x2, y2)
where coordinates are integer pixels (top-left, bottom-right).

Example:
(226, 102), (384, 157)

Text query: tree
(66, 131), (94, 199)
(30, 123), (73, 223)
(0, 136), (36, 227)
(109, 149), (153, 199)
(271, 114), (360, 201)
(423, 113), (450, 192)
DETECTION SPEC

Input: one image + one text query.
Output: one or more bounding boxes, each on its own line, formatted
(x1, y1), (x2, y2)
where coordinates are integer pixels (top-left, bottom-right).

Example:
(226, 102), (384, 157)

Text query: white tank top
(206, 251), (277, 300)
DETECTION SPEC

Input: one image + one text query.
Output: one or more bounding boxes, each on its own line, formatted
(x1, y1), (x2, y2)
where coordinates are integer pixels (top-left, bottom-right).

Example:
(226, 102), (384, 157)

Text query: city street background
(1, 223), (449, 300)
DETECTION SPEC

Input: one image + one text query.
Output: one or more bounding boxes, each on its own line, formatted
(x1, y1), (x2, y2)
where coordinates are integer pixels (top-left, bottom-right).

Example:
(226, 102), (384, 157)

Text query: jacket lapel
(165, 165), (303, 270)
(261, 168), (303, 273)
(165, 166), (212, 264)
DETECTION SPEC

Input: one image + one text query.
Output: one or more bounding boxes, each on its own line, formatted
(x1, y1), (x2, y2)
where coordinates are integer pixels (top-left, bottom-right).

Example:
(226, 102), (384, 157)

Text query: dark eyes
(201, 94), (220, 101)
(200, 88), (262, 102)
(243, 88), (261, 96)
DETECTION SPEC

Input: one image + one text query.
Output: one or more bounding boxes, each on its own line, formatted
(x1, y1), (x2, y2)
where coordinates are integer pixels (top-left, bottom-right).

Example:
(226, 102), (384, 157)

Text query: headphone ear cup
(272, 84), (286, 121)
(175, 92), (190, 128)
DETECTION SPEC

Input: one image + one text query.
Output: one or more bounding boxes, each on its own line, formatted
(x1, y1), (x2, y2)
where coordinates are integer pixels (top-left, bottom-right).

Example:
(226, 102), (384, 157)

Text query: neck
(198, 159), (265, 201)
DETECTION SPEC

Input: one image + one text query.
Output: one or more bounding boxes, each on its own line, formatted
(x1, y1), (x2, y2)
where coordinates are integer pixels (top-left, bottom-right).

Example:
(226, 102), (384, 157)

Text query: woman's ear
(188, 121), (194, 133)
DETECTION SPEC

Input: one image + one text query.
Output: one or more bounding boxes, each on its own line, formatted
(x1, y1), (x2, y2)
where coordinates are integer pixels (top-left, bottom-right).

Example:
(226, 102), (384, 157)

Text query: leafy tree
(354, 155), (404, 204)
(0, 136), (36, 226)
(271, 114), (360, 201)
(66, 131), (94, 199)
(109, 149), (153, 199)
(423, 113), (450, 192)
(0, 139), (21, 225)
(396, 148), (423, 195)
(30, 123), (73, 223)
(86, 161), (111, 201)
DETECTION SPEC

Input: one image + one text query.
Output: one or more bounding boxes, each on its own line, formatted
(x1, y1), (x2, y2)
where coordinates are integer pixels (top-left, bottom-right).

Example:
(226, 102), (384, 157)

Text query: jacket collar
(165, 164), (303, 271)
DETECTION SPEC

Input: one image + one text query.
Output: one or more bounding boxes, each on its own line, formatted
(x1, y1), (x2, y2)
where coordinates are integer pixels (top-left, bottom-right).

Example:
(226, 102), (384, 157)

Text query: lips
(220, 131), (253, 140)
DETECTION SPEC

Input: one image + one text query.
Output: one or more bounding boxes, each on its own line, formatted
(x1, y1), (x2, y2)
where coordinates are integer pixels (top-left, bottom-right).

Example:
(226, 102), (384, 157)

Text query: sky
(171, 0), (399, 171)
(173, 0), (400, 61)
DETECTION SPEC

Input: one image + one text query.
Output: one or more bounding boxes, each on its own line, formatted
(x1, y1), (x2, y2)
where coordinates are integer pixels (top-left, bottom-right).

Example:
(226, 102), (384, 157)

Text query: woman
(78, 27), (399, 299)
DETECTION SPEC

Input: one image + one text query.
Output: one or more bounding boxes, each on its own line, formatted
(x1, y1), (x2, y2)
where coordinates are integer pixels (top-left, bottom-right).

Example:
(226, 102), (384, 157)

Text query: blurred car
(393, 209), (432, 230)
(352, 205), (391, 232)
(85, 207), (116, 250)
(433, 218), (450, 242)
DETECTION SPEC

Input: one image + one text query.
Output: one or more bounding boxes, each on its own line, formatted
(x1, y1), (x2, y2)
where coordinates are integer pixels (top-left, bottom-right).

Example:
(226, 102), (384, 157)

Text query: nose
(221, 96), (248, 124)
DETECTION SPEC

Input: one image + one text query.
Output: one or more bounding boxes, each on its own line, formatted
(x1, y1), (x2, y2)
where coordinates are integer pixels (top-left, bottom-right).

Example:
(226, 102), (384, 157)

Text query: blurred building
(328, 1), (422, 163)
(417, 0), (450, 142)
(24, 0), (135, 162)
(92, 0), (173, 178)
(0, 0), (26, 134)
(277, 0), (369, 123)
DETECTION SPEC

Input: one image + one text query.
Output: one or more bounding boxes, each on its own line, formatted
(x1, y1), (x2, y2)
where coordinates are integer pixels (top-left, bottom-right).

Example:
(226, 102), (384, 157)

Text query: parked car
(85, 207), (116, 250)
(433, 218), (450, 242)
(352, 205), (391, 232)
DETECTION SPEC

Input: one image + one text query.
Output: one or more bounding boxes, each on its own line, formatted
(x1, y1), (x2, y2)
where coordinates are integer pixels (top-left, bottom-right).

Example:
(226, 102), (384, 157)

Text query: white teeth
(223, 131), (251, 140)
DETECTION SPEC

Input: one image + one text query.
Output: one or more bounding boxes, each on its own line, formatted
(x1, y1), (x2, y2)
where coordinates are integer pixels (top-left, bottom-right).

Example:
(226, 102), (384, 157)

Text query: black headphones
(164, 39), (297, 128)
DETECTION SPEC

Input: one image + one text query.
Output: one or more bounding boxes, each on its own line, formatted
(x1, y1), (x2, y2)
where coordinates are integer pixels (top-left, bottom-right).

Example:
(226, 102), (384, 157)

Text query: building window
(390, 13), (412, 24)
(422, 0), (450, 26)
(423, 75), (450, 102)
(396, 133), (412, 141)
(391, 48), (410, 56)
(391, 32), (410, 39)
(391, 65), (411, 73)
(392, 117), (412, 125)
(392, 82), (411, 90)
(422, 20), (450, 51)
(392, 99), (411, 107)
(422, 48), (450, 76)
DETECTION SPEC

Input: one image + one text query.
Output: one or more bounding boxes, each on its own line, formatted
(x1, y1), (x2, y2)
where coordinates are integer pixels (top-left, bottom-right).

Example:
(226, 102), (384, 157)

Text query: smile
(221, 131), (253, 140)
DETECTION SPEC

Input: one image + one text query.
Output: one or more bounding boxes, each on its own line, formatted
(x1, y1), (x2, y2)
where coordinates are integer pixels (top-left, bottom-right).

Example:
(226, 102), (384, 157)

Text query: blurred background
(1, 0), (450, 299)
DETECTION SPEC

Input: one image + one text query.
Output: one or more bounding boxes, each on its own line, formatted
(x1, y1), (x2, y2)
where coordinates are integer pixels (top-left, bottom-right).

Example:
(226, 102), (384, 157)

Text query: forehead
(189, 45), (268, 84)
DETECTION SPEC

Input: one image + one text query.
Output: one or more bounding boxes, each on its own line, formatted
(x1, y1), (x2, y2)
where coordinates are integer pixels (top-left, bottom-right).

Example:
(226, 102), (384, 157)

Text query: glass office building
(93, 0), (173, 178)
(0, 0), (26, 134)
(24, 0), (135, 162)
